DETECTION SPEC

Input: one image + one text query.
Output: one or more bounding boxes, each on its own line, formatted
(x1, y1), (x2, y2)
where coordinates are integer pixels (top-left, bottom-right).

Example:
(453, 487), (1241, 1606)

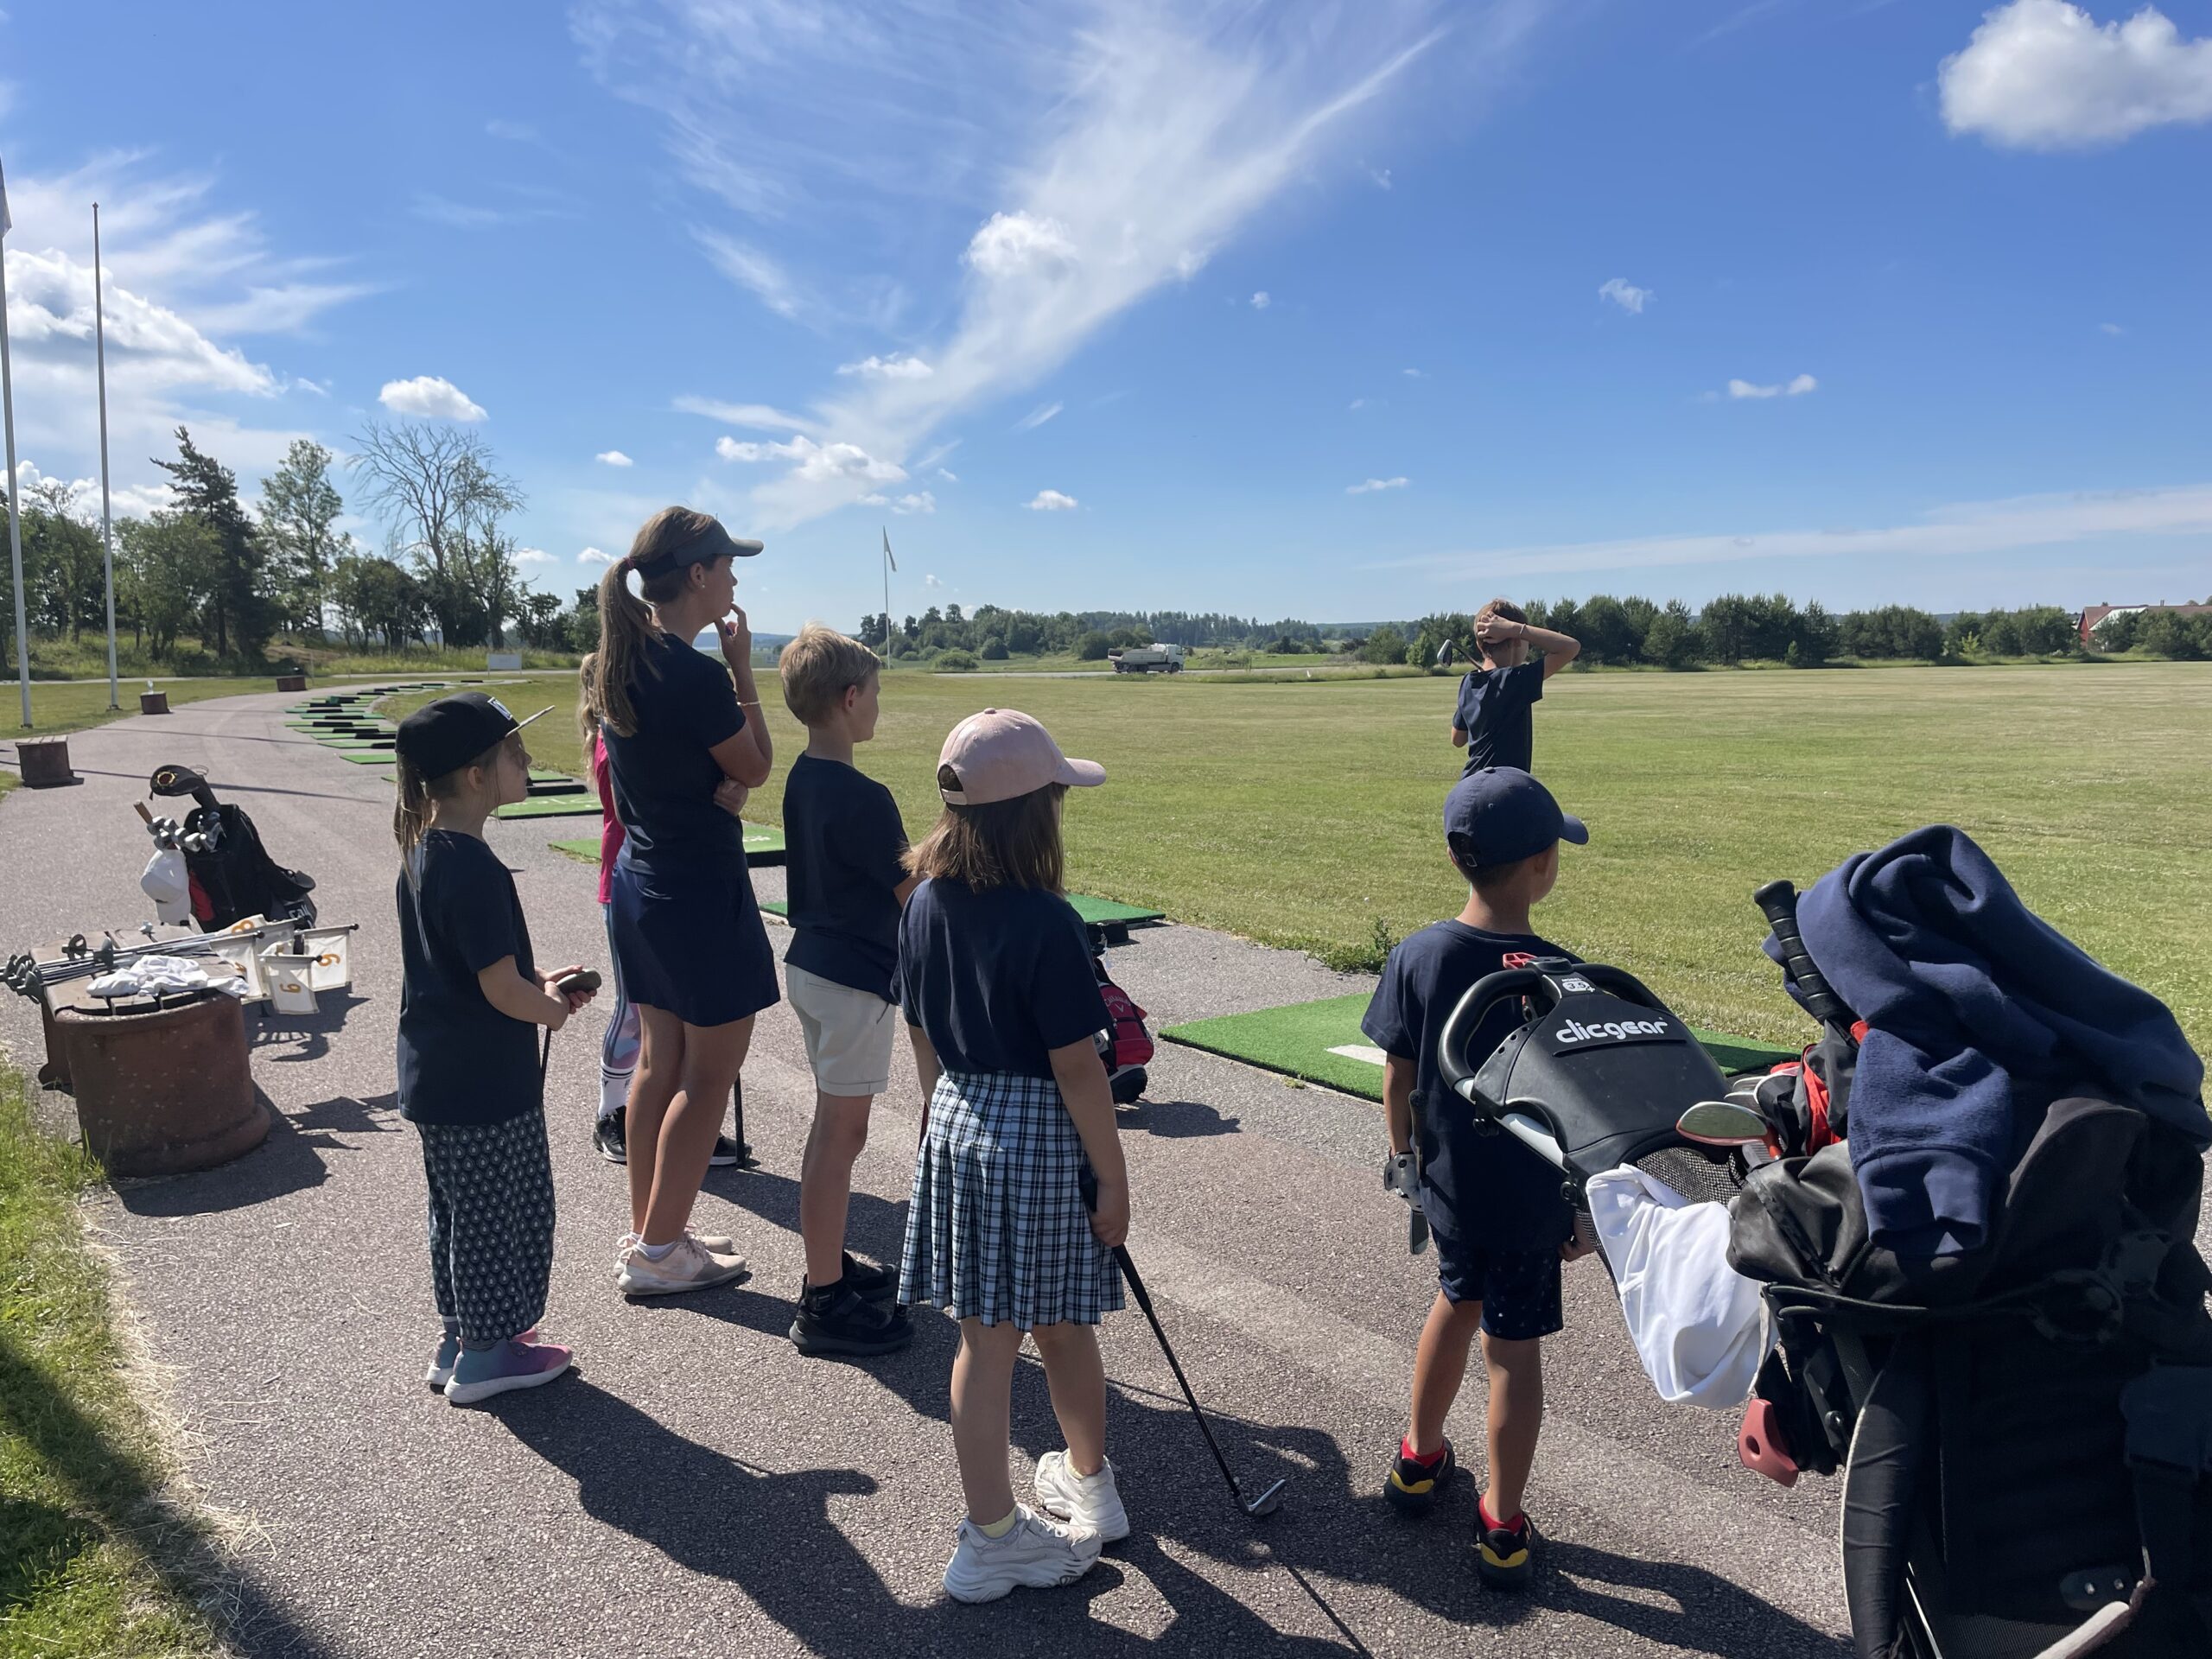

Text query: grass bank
(386, 661), (2212, 1052)
(0, 1067), (229, 1656)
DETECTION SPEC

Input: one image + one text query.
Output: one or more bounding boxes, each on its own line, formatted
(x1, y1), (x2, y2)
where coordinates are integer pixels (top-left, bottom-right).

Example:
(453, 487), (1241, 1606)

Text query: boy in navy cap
(1362, 766), (1593, 1586)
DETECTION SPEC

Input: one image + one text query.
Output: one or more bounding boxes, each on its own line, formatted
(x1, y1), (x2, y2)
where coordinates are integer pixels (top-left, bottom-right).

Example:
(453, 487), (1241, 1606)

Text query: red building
(2078, 601), (2212, 644)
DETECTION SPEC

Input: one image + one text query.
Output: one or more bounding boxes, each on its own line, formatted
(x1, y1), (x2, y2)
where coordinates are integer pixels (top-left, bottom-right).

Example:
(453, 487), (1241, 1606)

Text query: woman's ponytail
(589, 507), (725, 738)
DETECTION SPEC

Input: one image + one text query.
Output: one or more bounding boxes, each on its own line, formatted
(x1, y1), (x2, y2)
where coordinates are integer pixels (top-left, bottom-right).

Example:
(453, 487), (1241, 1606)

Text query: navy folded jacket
(1787, 824), (2207, 1258)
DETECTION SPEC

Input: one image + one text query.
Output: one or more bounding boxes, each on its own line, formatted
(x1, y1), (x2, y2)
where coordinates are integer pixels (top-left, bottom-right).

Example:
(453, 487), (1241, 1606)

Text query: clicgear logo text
(1554, 1015), (1671, 1046)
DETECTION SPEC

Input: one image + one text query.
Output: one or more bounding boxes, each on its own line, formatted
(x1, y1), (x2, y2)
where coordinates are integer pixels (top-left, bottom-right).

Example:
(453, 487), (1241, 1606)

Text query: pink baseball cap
(937, 709), (1104, 805)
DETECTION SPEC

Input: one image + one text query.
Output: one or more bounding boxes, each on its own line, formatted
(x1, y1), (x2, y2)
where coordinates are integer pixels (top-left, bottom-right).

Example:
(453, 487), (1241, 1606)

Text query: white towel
(1586, 1163), (1772, 1410)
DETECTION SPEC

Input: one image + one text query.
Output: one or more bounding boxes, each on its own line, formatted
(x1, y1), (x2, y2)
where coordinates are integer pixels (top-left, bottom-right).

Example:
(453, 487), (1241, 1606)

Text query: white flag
(0, 155), (10, 238)
(881, 527), (895, 571)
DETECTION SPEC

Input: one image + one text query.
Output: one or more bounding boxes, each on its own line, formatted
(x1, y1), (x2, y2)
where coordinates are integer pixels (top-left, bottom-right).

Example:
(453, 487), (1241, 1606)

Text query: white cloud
(1726, 372), (1818, 399)
(1347, 476), (1409, 493)
(716, 433), (906, 484)
(594, 449), (633, 467)
(837, 353), (934, 380)
(1027, 489), (1079, 512)
(578, 546), (615, 565)
(1402, 366), (1426, 378)
(964, 212), (1079, 281)
(1013, 400), (1063, 433)
(694, 230), (804, 319)
(1599, 276), (1651, 315)
(1250, 290), (1271, 309)
(2099, 321), (2126, 335)
(1370, 167), (1394, 189)
(378, 375), (488, 421)
(872, 490), (936, 515)
(3, 245), (276, 397)
(1349, 397), (1368, 411)
(1381, 482), (2212, 581)
(937, 467), (959, 482)
(1940, 1), (2212, 149)
(924, 573), (944, 588)
(575, 0), (1526, 530)
(673, 396), (821, 435)
(10, 458), (173, 522)
(515, 547), (556, 565)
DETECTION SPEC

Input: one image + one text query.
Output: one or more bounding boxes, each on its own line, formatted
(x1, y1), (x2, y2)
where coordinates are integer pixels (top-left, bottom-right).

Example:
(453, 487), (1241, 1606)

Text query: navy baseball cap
(396, 691), (549, 780)
(631, 516), (762, 580)
(1444, 767), (1587, 871)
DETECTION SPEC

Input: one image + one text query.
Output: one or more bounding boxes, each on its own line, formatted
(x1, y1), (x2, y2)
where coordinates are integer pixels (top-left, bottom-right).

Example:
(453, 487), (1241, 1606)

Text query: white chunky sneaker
(940, 1505), (1102, 1604)
(616, 1234), (748, 1297)
(1033, 1451), (1129, 1543)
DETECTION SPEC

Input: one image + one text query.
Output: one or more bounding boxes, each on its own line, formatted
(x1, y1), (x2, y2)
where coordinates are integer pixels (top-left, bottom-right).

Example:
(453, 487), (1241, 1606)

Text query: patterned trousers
(418, 1111), (556, 1344)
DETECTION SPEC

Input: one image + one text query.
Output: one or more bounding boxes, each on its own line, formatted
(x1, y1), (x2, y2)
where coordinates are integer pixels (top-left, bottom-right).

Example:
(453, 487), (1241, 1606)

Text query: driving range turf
(380, 662), (2212, 1052)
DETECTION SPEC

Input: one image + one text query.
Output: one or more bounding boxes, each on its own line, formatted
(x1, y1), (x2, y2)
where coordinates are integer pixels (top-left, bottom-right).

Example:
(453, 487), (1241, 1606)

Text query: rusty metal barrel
(54, 993), (265, 1176)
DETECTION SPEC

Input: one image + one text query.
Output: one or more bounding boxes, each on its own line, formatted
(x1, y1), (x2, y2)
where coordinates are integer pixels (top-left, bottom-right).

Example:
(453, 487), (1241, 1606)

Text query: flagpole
(880, 526), (894, 656)
(0, 158), (30, 728)
(95, 203), (118, 711)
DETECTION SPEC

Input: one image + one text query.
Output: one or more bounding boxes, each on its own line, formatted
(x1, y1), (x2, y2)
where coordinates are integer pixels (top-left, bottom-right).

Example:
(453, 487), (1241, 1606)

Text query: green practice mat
(1160, 992), (1800, 1102)
(547, 823), (785, 858)
(760, 890), (1157, 928)
(493, 793), (604, 820)
(341, 750), (397, 765)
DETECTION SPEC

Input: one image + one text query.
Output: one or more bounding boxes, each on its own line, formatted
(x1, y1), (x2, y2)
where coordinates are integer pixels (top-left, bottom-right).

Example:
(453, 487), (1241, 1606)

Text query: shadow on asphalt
(567, 1168), (1847, 1656)
(252, 991), (372, 1065)
(1116, 1096), (1243, 1139)
(111, 1088), (399, 1219)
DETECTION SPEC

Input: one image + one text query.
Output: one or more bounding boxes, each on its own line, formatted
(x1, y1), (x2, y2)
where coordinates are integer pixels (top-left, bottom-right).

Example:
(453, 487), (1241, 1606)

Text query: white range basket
(257, 944), (319, 1015)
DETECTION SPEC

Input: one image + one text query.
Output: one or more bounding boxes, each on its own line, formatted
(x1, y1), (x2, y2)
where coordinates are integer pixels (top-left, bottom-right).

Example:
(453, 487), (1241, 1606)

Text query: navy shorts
(608, 855), (779, 1030)
(1431, 1227), (1564, 1341)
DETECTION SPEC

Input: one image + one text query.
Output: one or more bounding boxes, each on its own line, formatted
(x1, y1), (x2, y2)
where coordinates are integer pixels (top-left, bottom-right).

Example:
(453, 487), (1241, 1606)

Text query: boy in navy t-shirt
(1450, 599), (1580, 778)
(777, 626), (918, 1359)
(1363, 766), (1593, 1586)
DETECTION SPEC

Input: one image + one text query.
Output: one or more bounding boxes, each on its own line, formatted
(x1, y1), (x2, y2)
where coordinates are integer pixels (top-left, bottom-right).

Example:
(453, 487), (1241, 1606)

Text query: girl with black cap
(588, 508), (776, 1296)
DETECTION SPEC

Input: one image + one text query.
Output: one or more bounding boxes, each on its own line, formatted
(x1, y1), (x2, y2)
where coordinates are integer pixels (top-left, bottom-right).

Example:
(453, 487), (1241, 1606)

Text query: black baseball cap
(396, 691), (549, 779)
(1444, 767), (1587, 871)
(632, 516), (763, 580)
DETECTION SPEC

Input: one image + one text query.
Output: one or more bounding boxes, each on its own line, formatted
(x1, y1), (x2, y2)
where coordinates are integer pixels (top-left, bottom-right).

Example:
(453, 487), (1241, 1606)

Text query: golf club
(1434, 638), (1471, 669)
(1110, 1242), (1287, 1518)
(540, 968), (603, 1087)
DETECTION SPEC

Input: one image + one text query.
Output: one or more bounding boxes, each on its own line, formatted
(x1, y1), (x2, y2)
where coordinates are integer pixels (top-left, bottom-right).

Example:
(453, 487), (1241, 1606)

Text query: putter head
(1676, 1099), (1770, 1147)
(1242, 1478), (1288, 1517)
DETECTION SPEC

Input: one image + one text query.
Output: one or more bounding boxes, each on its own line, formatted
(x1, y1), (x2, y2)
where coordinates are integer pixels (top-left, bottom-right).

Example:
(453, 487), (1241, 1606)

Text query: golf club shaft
(1111, 1244), (1249, 1503)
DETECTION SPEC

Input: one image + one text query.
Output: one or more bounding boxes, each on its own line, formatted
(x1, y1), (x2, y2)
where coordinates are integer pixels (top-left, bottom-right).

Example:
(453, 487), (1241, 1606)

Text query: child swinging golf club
(393, 692), (598, 1403)
(894, 709), (1131, 1603)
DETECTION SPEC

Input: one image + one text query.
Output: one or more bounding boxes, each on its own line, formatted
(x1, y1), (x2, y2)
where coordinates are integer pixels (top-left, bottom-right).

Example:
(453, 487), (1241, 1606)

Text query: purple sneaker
(443, 1338), (574, 1405)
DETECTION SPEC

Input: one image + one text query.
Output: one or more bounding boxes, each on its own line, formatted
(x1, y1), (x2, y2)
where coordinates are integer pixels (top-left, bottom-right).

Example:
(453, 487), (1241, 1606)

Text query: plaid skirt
(899, 1069), (1125, 1330)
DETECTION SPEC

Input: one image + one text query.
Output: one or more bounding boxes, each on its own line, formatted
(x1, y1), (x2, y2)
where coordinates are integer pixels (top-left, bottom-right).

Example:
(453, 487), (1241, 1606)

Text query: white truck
(1108, 643), (1185, 674)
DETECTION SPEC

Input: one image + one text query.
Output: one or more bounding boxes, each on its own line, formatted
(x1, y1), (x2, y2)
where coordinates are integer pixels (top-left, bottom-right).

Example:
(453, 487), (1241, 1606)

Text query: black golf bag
(149, 765), (317, 931)
(1728, 886), (2212, 1659)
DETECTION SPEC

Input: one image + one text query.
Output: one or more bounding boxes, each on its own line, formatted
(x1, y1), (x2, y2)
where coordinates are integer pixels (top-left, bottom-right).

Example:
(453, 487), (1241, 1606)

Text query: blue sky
(3, 1), (2209, 632)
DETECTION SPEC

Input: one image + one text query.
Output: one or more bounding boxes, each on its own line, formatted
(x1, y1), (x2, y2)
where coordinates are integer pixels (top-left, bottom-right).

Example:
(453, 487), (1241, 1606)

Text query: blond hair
(586, 506), (721, 739)
(903, 782), (1066, 893)
(394, 734), (524, 878)
(779, 623), (881, 726)
(576, 651), (603, 753)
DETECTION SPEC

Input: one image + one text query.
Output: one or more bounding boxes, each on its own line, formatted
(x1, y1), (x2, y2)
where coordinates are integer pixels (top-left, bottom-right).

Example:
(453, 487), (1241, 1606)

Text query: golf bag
(1728, 883), (2212, 1659)
(149, 765), (317, 931)
(1090, 934), (1153, 1107)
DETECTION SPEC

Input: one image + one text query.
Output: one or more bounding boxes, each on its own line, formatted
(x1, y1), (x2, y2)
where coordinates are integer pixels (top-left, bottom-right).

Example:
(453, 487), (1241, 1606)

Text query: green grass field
(380, 663), (2212, 1052)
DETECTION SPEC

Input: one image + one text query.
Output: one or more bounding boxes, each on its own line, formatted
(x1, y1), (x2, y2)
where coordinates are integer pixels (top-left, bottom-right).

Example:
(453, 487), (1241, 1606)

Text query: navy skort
(608, 853), (779, 1030)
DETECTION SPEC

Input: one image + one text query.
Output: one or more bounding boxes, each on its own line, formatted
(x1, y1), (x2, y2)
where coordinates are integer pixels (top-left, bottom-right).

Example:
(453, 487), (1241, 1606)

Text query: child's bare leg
(1030, 1322), (1106, 1477)
(1408, 1291), (1485, 1454)
(1481, 1331), (1543, 1520)
(951, 1319), (1026, 1522)
(626, 1007), (683, 1236)
(640, 1016), (750, 1245)
(798, 1092), (871, 1287)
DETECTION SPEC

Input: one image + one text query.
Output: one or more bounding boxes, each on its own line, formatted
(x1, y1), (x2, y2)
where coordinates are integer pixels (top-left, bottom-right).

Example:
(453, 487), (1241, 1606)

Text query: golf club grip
(1752, 880), (1854, 1028)
(553, 968), (601, 995)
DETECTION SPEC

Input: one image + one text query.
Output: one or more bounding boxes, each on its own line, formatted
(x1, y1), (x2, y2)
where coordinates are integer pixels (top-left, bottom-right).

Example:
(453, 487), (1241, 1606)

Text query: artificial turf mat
(544, 823), (785, 858)
(493, 793), (604, 820)
(1160, 992), (1802, 1101)
(758, 890), (1160, 927)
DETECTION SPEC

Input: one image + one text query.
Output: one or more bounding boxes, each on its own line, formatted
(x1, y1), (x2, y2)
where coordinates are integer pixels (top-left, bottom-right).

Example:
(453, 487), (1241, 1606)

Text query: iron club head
(1242, 1477), (1288, 1517)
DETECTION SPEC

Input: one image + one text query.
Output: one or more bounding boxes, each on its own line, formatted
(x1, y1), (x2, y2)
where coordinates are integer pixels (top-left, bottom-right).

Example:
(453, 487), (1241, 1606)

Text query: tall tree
(259, 439), (352, 639)
(118, 512), (221, 658)
(348, 423), (522, 645)
(153, 426), (271, 658)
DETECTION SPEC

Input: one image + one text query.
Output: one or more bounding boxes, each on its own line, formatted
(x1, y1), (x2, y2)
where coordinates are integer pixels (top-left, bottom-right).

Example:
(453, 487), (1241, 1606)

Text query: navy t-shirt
(603, 632), (744, 874)
(1361, 920), (1575, 1251)
(396, 831), (538, 1126)
(896, 879), (1110, 1078)
(783, 753), (908, 1002)
(1453, 660), (1545, 777)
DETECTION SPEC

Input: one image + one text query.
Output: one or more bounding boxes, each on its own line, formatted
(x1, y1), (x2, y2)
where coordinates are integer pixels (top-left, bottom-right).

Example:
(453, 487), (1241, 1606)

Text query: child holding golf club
(1449, 600), (1580, 778)
(895, 709), (1129, 1604)
(777, 625), (918, 1359)
(393, 691), (597, 1404)
(1364, 766), (1594, 1585)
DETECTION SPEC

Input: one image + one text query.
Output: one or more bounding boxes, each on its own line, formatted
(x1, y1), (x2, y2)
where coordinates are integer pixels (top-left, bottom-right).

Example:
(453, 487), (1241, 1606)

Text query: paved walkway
(0, 694), (1859, 1658)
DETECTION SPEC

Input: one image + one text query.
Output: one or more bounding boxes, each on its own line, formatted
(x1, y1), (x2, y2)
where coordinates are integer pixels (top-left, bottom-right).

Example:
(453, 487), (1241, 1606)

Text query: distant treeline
(856, 607), (1328, 662)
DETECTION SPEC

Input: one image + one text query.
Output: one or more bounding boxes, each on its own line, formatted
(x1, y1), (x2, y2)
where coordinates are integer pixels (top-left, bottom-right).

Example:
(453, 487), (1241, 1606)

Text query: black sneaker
(708, 1134), (750, 1167)
(594, 1109), (627, 1165)
(1474, 1503), (1536, 1588)
(841, 1252), (899, 1302)
(789, 1281), (914, 1357)
(1383, 1439), (1455, 1516)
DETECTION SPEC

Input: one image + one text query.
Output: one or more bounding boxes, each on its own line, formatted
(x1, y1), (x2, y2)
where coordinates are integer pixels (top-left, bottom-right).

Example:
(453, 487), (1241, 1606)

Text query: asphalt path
(0, 692), (1873, 1658)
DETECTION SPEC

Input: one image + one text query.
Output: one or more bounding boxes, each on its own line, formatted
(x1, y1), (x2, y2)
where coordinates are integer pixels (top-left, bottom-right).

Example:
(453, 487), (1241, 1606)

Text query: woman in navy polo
(587, 507), (775, 1297)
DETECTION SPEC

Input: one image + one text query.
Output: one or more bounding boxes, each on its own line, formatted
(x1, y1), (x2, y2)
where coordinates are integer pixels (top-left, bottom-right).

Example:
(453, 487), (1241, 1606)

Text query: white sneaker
(1033, 1451), (1129, 1543)
(614, 1226), (739, 1262)
(941, 1505), (1102, 1604)
(617, 1234), (749, 1297)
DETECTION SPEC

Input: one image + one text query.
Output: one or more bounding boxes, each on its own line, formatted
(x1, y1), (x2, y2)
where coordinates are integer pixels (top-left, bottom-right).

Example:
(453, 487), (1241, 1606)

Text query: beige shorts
(786, 963), (898, 1097)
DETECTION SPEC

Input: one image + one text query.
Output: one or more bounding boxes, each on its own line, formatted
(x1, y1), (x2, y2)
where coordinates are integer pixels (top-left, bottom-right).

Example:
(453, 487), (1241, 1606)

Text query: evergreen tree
(153, 426), (271, 658)
(259, 439), (352, 638)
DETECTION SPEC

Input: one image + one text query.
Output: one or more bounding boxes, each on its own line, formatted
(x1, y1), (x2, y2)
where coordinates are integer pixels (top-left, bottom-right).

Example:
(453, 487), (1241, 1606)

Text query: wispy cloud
(673, 396), (821, 435)
(717, 434), (906, 484)
(2099, 321), (2126, 336)
(486, 118), (539, 143)
(1599, 276), (1651, 315)
(1348, 475), (1409, 494)
(1726, 372), (1818, 399)
(1378, 483), (2212, 580)
(859, 489), (937, 515)
(1250, 290), (1271, 310)
(577, 0), (1545, 527)
(578, 546), (615, 565)
(837, 353), (934, 380)
(1027, 489), (1079, 512)
(1013, 400), (1063, 433)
